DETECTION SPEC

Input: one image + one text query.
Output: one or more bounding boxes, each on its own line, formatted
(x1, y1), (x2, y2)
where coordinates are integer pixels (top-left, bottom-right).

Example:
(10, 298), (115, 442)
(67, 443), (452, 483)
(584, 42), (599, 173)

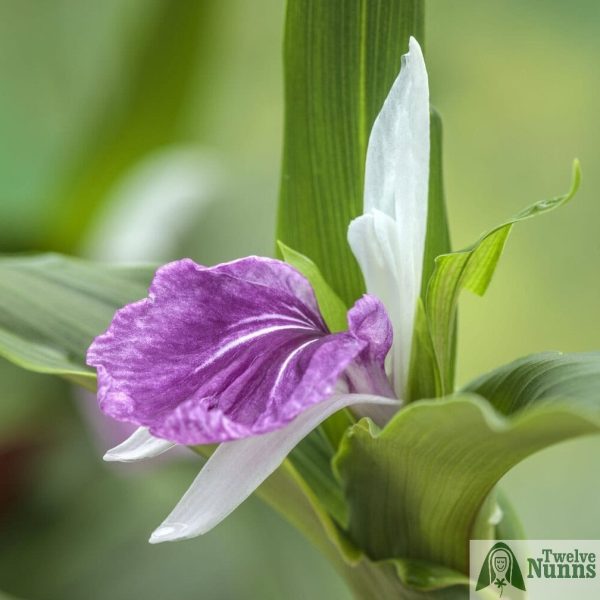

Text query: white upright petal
(103, 427), (176, 462)
(350, 36), (430, 396)
(149, 393), (399, 543)
(363, 36), (429, 223)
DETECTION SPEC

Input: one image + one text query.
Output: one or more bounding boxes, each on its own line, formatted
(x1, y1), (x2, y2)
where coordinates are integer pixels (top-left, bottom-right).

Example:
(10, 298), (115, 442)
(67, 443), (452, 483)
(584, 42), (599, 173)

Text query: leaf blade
(334, 350), (600, 573)
(0, 254), (154, 382)
(423, 160), (581, 395)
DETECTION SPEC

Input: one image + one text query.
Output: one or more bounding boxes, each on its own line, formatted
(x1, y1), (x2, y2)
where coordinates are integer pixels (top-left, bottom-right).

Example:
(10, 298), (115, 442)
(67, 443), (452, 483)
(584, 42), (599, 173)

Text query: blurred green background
(0, 1), (598, 598)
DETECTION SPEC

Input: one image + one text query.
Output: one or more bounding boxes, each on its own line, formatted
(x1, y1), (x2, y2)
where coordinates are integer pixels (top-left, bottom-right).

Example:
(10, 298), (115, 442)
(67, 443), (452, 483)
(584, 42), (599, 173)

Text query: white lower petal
(348, 210), (417, 396)
(149, 393), (399, 543)
(103, 427), (176, 462)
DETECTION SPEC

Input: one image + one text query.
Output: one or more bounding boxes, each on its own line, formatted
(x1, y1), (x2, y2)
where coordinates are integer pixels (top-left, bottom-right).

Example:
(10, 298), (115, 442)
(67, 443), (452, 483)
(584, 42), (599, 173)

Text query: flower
(87, 257), (397, 541)
(86, 36), (430, 543)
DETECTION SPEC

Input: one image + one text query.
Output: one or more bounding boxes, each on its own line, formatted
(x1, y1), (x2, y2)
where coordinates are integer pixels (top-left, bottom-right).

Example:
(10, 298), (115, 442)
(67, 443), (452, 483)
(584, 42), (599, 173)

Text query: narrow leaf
(420, 109), (451, 295)
(424, 160), (581, 395)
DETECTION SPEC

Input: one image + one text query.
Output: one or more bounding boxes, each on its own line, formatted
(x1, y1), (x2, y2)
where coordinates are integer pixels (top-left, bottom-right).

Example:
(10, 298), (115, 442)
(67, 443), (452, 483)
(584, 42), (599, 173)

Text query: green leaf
(334, 350), (600, 574)
(46, 1), (216, 252)
(0, 254), (154, 387)
(463, 351), (600, 414)
(277, 0), (424, 306)
(417, 160), (581, 396)
(421, 109), (452, 296)
(278, 241), (348, 332)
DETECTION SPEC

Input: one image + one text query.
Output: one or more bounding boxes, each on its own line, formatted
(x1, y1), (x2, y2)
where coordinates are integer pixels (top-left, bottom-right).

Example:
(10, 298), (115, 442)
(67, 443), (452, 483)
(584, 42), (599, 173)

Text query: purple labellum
(87, 257), (394, 446)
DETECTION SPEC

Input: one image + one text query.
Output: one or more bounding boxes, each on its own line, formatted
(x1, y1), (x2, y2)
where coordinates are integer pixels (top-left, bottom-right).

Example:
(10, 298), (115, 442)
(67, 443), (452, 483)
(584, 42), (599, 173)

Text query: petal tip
(102, 427), (176, 462)
(102, 450), (122, 462)
(405, 36), (425, 71)
(408, 35), (421, 52)
(149, 523), (194, 544)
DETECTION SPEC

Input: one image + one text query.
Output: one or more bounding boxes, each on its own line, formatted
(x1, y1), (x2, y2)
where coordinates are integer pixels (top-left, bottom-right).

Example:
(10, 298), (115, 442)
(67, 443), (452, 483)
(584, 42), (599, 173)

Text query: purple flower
(88, 257), (395, 445)
(87, 257), (397, 541)
(87, 37), (430, 543)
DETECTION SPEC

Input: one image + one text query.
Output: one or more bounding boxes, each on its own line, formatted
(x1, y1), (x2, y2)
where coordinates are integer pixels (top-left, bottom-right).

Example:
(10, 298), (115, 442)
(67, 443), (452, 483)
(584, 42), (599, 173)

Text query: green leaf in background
(334, 350), (600, 575)
(277, 0), (424, 306)
(0, 254), (154, 387)
(46, 0), (216, 252)
(414, 160), (581, 397)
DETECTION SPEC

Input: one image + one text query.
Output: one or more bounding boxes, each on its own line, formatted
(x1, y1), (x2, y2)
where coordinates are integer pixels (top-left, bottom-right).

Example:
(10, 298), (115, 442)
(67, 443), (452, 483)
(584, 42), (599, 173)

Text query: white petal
(103, 427), (176, 462)
(348, 210), (415, 395)
(363, 36), (429, 225)
(149, 393), (398, 543)
(353, 36), (430, 397)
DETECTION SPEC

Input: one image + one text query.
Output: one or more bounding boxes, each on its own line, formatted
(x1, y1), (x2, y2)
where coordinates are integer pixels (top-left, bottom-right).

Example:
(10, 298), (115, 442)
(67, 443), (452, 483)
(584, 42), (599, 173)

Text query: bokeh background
(0, 1), (599, 598)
